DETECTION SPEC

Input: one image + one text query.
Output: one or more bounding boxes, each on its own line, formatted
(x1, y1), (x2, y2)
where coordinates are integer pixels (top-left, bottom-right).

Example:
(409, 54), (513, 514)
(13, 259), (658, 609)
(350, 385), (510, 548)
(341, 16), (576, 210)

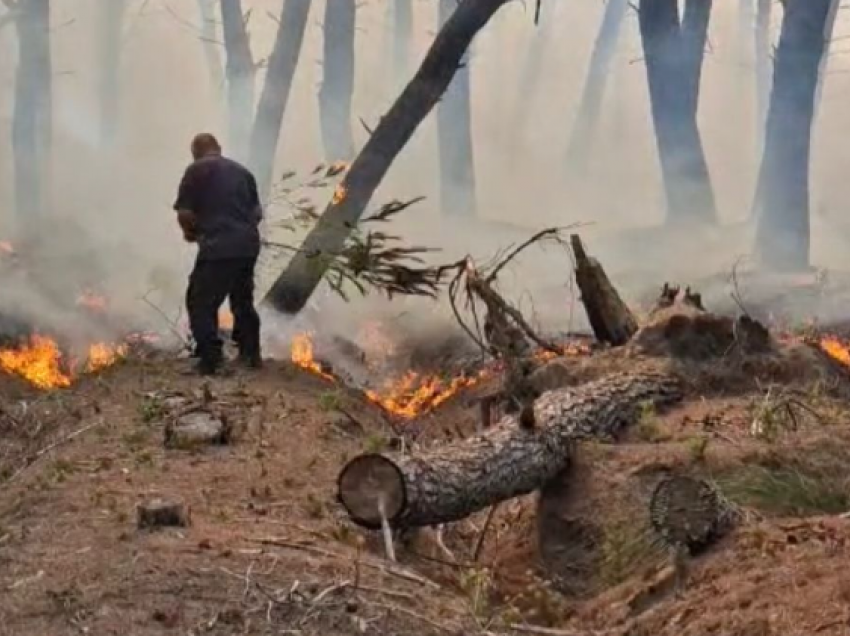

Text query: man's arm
(248, 172), (263, 223)
(173, 165), (199, 242)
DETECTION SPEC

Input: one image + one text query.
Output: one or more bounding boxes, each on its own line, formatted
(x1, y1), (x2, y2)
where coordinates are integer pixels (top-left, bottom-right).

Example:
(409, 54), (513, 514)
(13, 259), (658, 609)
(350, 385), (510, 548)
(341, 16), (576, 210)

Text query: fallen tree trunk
(571, 235), (638, 346)
(338, 371), (682, 529)
(262, 0), (511, 314)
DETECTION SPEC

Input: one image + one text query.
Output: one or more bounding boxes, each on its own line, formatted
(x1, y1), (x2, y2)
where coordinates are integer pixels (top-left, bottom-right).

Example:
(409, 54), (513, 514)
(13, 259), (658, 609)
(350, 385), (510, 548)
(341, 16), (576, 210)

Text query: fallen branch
(7, 420), (101, 483)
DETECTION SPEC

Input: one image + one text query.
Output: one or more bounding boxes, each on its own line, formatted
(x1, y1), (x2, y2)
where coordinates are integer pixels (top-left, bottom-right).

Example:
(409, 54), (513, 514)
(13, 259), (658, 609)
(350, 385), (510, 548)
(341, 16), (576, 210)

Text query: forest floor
(3, 306), (850, 636)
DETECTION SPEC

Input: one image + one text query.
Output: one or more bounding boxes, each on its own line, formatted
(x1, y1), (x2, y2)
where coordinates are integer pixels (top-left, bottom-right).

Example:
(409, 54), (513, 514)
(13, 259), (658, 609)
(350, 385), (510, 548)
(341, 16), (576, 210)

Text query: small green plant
(718, 464), (850, 517)
(635, 401), (665, 443)
(138, 396), (165, 423)
(317, 390), (343, 412)
(363, 433), (388, 454)
(459, 567), (493, 619)
(686, 435), (710, 464)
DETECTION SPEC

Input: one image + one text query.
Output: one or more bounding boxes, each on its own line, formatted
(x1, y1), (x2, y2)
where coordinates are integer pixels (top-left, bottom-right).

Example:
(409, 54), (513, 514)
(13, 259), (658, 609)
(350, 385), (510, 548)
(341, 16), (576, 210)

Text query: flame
(290, 333), (334, 380)
(76, 289), (108, 312)
(0, 240), (13, 256)
(220, 311), (234, 330)
(0, 335), (128, 389)
(820, 336), (850, 367)
(332, 184), (347, 206)
(365, 369), (490, 419)
(85, 342), (128, 373)
(0, 335), (72, 389)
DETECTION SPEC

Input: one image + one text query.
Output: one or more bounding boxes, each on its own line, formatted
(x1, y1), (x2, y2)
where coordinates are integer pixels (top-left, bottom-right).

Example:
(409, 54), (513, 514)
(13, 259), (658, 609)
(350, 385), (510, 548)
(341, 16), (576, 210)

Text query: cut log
(337, 372), (682, 529)
(570, 235), (638, 346)
(648, 475), (736, 554)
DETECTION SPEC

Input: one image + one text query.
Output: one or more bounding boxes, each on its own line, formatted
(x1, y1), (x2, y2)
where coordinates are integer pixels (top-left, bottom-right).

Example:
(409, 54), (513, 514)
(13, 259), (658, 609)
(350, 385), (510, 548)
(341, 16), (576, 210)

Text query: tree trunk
(392, 0), (413, 92)
(564, 0), (628, 174)
(753, 0), (831, 271)
(263, 0), (510, 315)
(754, 0), (772, 152)
(248, 0), (312, 200)
(319, 0), (356, 162)
(571, 235), (638, 346)
(12, 0), (52, 226)
(96, 0), (124, 148)
(337, 372), (682, 529)
(813, 0), (840, 116)
(220, 0), (255, 162)
(639, 0), (716, 227)
(436, 0), (477, 218)
(197, 0), (225, 100)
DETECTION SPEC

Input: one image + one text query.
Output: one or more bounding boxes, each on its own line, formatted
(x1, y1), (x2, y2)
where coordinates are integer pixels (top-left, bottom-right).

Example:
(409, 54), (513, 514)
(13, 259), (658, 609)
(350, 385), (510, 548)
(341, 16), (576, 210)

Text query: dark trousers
(186, 256), (261, 366)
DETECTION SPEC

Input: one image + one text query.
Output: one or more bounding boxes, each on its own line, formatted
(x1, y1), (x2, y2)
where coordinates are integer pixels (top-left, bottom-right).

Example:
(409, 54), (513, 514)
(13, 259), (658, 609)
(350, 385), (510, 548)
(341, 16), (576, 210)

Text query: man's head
(190, 133), (222, 161)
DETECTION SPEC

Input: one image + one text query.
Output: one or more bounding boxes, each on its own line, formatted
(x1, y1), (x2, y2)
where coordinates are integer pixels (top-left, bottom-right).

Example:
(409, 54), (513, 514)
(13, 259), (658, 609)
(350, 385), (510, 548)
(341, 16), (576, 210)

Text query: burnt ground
(3, 326), (850, 636)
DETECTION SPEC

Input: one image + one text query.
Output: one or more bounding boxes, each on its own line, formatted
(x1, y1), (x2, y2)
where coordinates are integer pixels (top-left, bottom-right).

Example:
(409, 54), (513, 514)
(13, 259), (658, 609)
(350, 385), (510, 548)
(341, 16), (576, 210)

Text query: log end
(337, 454), (407, 529)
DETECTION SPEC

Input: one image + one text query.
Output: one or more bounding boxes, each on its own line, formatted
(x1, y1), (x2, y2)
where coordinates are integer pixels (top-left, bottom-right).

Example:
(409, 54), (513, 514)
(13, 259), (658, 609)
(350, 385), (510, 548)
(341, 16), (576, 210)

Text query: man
(173, 133), (263, 375)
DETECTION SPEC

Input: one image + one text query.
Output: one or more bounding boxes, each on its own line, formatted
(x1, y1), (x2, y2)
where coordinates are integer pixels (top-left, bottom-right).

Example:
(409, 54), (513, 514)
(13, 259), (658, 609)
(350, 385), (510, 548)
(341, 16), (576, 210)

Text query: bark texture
(220, 0), (255, 162)
(248, 0), (312, 199)
(263, 0), (510, 315)
(197, 0), (225, 99)
(565, 0), (628, 173)
(437, 0), (477, 218)
(639, 0), (716, 226)
(753, 0), (831, 271)
(96, 0), (125, 148)
(12, 0), (52, 225)
(338, 372), (682, 529)
(571, 235), (638, 347)
(320, 0), (356, 161)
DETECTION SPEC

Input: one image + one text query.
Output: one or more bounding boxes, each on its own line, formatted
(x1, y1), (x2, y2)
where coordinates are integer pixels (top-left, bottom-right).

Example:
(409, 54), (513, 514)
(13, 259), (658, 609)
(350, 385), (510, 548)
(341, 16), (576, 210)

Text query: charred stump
(571, 235), (638, 346)
(337, 372), (682, 529)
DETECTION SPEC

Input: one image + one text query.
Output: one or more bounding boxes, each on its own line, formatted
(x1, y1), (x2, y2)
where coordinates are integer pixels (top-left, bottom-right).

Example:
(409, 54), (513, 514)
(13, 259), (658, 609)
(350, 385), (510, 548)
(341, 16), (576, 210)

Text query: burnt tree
(96, 0), (125, 148)
(437, 0), (477, 218)
(220, 0), (255, 162)
(263, 0), (510, 315)
(392, 0), (413, 92)
(10, 0), (52, 225)
(755, 0), (772, 149)
(338, 372), (682, 529)
(248, 0), (312, 199)
(639, 0), (716, 226)
(197, 0), (225, 99)
(753, 0), (832, 271)
(565, 0), (628, 174)
(319, 0), (356, 162)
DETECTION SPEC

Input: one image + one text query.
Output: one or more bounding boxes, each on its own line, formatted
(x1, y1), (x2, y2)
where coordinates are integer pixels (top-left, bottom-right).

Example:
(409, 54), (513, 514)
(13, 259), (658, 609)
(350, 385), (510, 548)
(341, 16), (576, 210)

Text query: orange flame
(332, 184), (347, 206)
(0, 335), (71, 389)
(820, 336), (850, 367)
(220, 311), (234, 330)
(0, 335), (128, 389)
(365, 369), (490, 419)
(290, 333), (334, 380)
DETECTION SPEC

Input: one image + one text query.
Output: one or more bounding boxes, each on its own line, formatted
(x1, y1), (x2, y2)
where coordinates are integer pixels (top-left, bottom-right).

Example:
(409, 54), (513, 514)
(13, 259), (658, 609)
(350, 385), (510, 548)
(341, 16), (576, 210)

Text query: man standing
(173, 133), (263, 375)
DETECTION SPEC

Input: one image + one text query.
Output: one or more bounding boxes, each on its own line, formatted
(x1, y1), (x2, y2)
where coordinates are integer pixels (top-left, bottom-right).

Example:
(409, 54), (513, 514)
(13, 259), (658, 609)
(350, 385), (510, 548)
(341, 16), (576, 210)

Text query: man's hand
(176, 209), (198, 243)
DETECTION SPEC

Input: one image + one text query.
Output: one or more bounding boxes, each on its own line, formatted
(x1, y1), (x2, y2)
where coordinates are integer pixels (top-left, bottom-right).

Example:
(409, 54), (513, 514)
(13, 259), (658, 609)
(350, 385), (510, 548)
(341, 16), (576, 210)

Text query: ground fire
(820, 336), (850, 367)
(0, 335), (127, 390)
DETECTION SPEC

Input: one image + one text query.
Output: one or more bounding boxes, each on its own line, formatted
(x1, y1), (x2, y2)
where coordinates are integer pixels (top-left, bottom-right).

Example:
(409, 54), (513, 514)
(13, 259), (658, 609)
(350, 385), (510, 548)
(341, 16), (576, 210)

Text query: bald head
(191, 133), (222, 161)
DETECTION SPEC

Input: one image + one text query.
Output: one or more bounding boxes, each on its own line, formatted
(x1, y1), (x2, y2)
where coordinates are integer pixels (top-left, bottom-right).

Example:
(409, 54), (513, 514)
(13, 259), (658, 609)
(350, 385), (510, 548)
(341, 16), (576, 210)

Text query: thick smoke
(0, 1), (848, 360)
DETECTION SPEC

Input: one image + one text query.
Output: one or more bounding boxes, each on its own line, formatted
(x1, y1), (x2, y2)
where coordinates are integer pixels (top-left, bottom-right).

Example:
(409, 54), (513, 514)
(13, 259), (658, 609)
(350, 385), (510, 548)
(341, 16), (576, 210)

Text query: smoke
(0, 0), (849, 361)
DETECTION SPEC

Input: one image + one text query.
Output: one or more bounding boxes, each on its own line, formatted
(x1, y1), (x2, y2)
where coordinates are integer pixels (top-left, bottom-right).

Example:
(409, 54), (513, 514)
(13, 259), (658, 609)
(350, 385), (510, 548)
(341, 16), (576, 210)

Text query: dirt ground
(3, 327), (850, 636)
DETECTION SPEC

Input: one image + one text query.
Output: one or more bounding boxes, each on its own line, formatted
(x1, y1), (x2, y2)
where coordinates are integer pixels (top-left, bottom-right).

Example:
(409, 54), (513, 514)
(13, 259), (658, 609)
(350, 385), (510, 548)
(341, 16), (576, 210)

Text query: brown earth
(3, 329), (850, 636)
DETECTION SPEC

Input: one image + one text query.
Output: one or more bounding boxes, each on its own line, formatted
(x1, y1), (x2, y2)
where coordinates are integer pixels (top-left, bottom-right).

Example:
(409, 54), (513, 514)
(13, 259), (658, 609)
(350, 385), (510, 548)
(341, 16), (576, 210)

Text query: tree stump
(571, 235), (638, 346)
(337, 371), (682, 529)
(137, 499), (191, 529)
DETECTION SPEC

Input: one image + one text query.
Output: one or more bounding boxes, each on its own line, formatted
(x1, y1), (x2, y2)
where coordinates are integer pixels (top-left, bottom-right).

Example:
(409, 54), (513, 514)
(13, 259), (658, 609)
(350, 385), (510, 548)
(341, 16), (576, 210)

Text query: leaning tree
(263, 0), (512, 315)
